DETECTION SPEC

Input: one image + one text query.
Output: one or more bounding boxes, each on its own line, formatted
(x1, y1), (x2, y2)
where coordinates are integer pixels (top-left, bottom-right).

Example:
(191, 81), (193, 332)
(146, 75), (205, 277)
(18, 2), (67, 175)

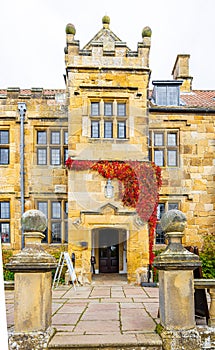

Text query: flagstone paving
(5, 276), (163, 349)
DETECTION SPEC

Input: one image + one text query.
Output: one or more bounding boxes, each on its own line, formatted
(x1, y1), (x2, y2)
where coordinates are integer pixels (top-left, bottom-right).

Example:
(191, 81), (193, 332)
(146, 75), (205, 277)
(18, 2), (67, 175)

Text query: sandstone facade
(0, 17), (214, 282)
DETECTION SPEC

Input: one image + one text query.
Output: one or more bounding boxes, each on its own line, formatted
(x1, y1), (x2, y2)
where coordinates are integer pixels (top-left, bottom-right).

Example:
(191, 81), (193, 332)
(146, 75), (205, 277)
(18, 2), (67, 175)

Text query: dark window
(156, 202), (179, 244)
(0, 202), (10, 243)
(104, 121), (113, 138)
(37, 200), (67, 244)
(0, 130), (9, 165)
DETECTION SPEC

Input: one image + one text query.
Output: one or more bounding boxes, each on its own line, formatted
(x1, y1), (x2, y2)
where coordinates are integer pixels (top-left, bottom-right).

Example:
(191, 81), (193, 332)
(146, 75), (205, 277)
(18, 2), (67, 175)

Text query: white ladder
(52, 252), (77, 290)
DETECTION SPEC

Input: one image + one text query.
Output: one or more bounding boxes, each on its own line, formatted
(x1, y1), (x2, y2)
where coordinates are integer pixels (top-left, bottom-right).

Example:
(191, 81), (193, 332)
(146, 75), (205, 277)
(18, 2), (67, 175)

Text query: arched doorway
(99, 228), (119, 273)
(92, 227), (127, 274)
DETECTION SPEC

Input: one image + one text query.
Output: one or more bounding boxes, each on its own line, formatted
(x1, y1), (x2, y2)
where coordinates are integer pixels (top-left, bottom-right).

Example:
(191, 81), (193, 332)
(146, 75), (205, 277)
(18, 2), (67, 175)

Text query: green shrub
(2, 250), (14, 281)
(199, 234), (215, 279)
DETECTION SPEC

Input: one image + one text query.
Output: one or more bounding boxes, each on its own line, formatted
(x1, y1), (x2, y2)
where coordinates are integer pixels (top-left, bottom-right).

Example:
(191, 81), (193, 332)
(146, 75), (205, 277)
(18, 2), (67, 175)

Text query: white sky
(1, 0), (214, 90)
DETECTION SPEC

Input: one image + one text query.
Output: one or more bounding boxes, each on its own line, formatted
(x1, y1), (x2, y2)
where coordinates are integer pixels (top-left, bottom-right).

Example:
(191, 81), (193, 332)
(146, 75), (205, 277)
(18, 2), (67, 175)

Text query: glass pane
(117, 121), (126, 138)
(51, 131), (60, 144)
(64, 148), (68, 162)
(91, 121), (100, 138)
(168, 150), (177, 166)
(156, 223), (165, 244)
(154, 150), (164, 166)
(104, 103), (113, 116)
(167, 86), (179, 106)
(64, 131), (68, 145)
(0, 148), (9, 164)
(0, 202), (10, 219)
(156, 86), (167, 105)
(117, 103), (126, 116)
(37, 202), (48, 217)
(64, 202), (68, 218)
(104, 121), (113, 138)
(168, 133), (177, 146)
(52, 202), (61, 219)
(37, 131), (47, 144)
(91, 102), (99, 116)
(37, 149), (47, 165)
(100, 248), (108, 258)
(168, 203), (179, 211)
(110, 245), (117, 257)
(50, 148), (60, 165)
(64, 222), (68, 243)
(0, 131), (9, 144)
(1, 223), (10, 243)
(157, 203), (165, 220)
(51, 222), (61, 243)
(42, 228), (48, 243)
(154, 133), (164, 146)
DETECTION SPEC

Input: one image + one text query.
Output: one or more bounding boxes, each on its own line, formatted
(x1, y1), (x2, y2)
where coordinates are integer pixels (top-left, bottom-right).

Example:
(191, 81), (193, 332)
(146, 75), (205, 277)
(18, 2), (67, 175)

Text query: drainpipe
(18, 103), (26, 249)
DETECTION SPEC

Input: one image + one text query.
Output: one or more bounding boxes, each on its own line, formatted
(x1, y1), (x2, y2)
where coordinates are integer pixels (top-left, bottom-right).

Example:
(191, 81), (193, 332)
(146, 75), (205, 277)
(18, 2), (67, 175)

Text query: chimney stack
(172, 54), (193, 92)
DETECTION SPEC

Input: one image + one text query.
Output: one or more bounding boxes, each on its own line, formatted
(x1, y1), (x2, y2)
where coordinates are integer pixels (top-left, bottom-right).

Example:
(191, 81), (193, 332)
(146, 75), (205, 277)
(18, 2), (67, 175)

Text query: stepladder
(52, 252), (78, 290)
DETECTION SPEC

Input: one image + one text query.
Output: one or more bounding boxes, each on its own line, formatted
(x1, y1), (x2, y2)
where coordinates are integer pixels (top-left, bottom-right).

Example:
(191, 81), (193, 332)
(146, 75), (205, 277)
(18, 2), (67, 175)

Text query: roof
(180, 90), (215, 108)
(149, 89), (215, 109)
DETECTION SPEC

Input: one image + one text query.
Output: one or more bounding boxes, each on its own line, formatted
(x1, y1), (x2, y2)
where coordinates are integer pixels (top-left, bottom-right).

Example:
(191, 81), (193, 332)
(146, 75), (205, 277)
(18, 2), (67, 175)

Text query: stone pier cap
(153, 209), (201, 270)
(6, 210), (57, 272)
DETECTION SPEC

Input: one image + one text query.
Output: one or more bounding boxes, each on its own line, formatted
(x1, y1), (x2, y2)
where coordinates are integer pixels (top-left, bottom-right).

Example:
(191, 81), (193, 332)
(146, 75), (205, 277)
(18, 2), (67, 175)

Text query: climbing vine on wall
(65, 158), (162, 264)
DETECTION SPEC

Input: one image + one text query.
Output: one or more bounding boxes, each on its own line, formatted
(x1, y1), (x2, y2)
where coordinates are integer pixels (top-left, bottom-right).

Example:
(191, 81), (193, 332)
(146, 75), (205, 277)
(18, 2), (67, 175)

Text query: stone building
(0, 16), (214, 282)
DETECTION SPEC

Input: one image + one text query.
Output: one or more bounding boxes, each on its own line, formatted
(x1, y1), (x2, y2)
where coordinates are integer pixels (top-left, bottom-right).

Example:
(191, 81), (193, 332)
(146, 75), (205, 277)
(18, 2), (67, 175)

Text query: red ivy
(65, 158), (162, 264)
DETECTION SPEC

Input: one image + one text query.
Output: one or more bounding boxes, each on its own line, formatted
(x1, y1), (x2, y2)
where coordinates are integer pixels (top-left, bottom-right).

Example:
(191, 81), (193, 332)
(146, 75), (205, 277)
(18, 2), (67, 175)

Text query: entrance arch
(99, 228), (119, 273)
(92, 227), (127, 274)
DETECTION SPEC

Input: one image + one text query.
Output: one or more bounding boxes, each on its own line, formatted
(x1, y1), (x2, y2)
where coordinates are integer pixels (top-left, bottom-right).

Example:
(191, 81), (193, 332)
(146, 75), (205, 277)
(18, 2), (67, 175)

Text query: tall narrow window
(104, 121), (113, 138)
(117, 103), (126, 116)
(0, 130), (9, 165)
(91, 102), (100, 116)
(104, 102), (113, 116)
(117, 121), (126, 139)
(91, 121), (100, 138)
(37, 200), (67, 244)
(0, 201), (10, 243)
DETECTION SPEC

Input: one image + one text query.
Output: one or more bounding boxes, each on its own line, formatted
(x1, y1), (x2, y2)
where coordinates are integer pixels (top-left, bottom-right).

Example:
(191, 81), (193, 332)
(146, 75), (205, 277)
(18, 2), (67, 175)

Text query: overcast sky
(1, 0), (214, 90)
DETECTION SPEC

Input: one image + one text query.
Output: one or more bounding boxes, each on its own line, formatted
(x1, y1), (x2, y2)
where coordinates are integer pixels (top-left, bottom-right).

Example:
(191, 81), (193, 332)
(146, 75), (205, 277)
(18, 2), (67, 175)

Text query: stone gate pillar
(6, 210), (57, 348)
(153, 209), (202, 350)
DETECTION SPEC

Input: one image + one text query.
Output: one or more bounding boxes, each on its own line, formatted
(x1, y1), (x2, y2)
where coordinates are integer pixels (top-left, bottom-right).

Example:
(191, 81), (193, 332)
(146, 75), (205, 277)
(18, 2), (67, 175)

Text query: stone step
(47, 333), (163, 350)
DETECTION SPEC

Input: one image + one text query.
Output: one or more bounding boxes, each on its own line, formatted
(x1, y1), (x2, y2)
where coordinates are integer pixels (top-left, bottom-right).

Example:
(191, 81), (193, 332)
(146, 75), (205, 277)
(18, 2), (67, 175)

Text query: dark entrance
(99, 228), (119, 273)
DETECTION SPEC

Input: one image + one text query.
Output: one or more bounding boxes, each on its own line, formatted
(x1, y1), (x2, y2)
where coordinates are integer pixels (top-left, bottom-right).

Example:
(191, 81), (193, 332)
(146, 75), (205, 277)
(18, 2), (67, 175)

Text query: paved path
(5, 277), (162, 348)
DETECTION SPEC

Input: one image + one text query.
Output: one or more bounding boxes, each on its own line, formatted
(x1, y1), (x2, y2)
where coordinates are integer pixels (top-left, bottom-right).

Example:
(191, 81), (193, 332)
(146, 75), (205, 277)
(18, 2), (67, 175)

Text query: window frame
(0, 130), (9, 165)
(155, 202), (179, 245)
(37, 199), (68, 244)
(90, 100), (128, 140)
(149, 129), (179, 167)
(36, 128), (68, 166)
(0, 201), (10, 243)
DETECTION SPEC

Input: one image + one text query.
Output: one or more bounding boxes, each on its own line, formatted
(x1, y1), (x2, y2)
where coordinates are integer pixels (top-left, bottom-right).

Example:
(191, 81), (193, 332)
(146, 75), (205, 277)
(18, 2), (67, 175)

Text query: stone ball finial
(160, 209), (187, 233)
(65, 23), (76, 35)
(142, 26), (152, 38)
(102, 15), (110, 25)
(22, 209), (47, 233)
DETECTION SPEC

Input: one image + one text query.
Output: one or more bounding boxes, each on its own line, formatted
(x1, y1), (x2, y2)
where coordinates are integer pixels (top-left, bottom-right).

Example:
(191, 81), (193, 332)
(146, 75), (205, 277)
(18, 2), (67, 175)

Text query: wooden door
(99, 245), (119, 273)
